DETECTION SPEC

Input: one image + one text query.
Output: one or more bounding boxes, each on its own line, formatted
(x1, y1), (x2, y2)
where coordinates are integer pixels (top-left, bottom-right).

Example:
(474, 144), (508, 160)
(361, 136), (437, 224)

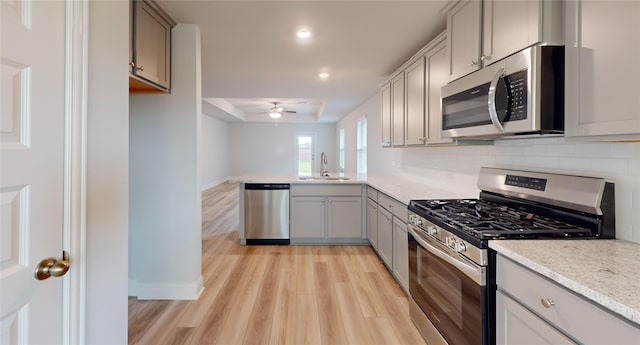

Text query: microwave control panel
(507, 70), (528, 121)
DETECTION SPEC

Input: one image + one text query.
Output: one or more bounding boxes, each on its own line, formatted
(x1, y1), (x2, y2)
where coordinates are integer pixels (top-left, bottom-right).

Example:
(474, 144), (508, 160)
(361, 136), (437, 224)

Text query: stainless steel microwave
(441, 45), (564, 139)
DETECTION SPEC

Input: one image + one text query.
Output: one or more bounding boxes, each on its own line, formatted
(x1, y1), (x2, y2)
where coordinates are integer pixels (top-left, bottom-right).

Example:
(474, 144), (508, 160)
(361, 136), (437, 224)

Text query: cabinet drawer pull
(541, 298), (555, 308)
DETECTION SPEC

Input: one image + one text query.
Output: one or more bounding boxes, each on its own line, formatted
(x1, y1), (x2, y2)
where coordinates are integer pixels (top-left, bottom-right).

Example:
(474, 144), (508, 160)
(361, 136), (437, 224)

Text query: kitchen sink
(297, 176), (350, 181)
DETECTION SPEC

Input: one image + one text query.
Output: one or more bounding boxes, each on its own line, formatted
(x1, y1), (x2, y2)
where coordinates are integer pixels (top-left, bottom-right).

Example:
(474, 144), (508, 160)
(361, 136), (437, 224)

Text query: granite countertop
(490, 239), (640, 327)
(230, 173), (475, 205)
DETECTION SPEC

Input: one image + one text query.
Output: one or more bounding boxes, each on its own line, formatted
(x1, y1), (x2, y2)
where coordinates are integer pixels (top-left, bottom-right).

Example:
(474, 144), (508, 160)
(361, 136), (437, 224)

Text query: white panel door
(1, 0), (68, 343)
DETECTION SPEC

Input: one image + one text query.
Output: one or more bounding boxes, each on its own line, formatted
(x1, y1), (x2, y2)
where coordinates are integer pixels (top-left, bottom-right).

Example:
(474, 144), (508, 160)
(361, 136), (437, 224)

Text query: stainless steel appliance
(244, 183), (290, 245)
(441, 46), (564, 139)
(407, 167), (615, 345)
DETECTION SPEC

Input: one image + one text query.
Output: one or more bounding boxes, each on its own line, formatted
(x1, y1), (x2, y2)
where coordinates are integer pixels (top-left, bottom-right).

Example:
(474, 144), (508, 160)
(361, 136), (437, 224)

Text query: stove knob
(416, 217), (423, 226)
(455, 242), (467, 253)
(446, 237), (456, 248)
(427, 225), (437, 235)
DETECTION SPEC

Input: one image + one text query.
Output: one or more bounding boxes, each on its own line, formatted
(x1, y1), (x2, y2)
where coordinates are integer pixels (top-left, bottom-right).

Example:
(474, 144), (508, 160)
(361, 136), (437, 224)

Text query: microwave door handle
(488, 67), (505, 132)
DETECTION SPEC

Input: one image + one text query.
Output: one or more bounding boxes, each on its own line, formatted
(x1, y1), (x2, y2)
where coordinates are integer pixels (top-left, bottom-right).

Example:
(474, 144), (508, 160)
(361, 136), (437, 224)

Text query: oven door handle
(409, 226), (485, 286)
(488, 67), (505, 133)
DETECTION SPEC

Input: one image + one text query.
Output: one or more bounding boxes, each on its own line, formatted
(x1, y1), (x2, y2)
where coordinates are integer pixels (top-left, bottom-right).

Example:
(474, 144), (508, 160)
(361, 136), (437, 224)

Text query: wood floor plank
(177, 255), (239, 328)
(216, 252), (268, 345)
(334, 281), (376, 345)
(314, 261), (348, 345)
(241, 253), (283, 345)
(268, 249), (296, 345)
(129, 182), (427, 345)
(188, 248), (262, 344)
(134, 300), (191, 345)
(164, 327), (197, 345)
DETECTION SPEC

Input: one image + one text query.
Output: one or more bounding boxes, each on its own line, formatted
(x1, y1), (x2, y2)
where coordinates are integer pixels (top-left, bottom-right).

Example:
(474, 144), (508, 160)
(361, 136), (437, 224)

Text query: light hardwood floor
(128, 182), (426, 345)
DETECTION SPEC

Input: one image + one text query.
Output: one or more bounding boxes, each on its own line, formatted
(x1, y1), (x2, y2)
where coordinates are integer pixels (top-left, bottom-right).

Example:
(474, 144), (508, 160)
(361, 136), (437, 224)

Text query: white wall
(129, 25), (203, 299)
(200, 114), (230, 190)
(342, 93), (640, 244)
(85, 1), (129, 343)
(229, 123), (336, 175)
(337, 94), (382, 174)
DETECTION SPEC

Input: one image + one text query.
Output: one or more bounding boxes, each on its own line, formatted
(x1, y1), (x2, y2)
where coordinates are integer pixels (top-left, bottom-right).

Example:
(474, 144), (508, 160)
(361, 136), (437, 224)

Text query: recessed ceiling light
(296, 30), (311, 38)
(319, 73), (330, 79)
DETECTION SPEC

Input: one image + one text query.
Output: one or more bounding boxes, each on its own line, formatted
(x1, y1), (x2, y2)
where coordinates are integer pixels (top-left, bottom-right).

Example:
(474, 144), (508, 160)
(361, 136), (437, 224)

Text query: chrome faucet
(320, 152), (329, 176)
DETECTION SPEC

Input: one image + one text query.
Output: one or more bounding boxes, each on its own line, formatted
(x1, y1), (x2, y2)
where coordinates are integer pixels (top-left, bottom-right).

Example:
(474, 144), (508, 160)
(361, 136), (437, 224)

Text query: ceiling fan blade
(282, 110), (296, 113)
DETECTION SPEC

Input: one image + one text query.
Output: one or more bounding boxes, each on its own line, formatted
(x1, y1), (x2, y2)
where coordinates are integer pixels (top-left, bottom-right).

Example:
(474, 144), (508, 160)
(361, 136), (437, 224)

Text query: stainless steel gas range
(407, 167), (615, 345)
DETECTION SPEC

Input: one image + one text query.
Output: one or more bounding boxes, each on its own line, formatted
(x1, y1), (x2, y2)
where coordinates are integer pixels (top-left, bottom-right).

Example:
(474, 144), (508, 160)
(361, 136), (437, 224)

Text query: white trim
(62, 0), (88, 343)
(130, 276), (205, 300)
(201, 178), (230, 192)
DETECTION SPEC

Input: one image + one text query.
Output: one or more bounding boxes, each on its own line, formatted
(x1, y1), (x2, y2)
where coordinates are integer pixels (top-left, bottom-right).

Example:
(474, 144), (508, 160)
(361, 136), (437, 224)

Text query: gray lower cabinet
(327, 197), (362, 238)
(290, 197), (326, 239)
(496, 290), (576, 344)
(377, 207), (393, 269)
(392, 217), (409, 293)
(374, 191), (409, 294)
(497, 255), (640, 344)
(289, 184), (364, 244)
(367, 198), (378, 250)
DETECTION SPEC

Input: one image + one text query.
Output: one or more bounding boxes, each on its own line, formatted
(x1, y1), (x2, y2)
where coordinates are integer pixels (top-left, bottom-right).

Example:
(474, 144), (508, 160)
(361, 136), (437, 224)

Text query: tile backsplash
(375, 137), (640, 243)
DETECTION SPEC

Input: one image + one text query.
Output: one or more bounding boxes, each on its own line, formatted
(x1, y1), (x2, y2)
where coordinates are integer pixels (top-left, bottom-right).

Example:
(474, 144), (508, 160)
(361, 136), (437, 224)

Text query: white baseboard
(201, 177), (230, 191)
(129, 275), (204, 300)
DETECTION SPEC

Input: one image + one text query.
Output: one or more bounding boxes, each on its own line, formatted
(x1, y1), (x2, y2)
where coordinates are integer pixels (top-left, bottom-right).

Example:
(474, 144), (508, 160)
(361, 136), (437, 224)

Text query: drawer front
(378, 193), (407, 220)
(497, 255), (640, 344)
(366, 186), (378, 202)
(291, 184), (362, 197)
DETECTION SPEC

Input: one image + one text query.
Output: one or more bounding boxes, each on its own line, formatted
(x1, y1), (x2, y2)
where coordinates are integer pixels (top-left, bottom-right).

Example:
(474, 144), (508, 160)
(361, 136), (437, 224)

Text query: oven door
(408, 225), (487, 345)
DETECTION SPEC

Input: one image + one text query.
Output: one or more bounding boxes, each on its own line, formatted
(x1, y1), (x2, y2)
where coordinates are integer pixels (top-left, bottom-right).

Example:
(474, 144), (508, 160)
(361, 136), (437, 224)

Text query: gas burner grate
(410, 198), (592, 240)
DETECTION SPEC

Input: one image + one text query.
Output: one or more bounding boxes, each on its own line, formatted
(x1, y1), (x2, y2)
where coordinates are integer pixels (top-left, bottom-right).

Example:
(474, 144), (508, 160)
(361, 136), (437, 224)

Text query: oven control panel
(409, 212), (488, 267)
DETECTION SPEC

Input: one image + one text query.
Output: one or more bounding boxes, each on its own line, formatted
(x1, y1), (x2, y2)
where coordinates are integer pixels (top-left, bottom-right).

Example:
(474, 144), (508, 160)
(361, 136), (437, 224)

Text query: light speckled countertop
(490, 240), (640, 327)
(230, 173), (475, 204)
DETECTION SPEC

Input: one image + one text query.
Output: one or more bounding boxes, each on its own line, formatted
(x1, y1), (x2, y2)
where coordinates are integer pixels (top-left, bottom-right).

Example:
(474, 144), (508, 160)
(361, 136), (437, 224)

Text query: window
(339, 128), (345, 172)
(357, 118), (367, 174)
(296, 133), (314, 175)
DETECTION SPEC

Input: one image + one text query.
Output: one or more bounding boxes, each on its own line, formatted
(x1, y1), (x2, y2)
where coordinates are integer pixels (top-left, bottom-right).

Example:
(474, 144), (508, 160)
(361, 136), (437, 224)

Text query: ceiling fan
(268, 102), (296, 119)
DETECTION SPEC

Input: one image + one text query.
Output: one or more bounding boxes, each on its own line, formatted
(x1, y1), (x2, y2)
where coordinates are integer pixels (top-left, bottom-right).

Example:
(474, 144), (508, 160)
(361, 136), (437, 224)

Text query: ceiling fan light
(269, 111), (282, 119)
(296, 30), (311, 38)
(276, 107), (283, 112)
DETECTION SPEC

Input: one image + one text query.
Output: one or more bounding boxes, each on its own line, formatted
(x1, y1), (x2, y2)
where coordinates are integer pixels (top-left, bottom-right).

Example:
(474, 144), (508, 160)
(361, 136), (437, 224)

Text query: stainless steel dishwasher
(244, 183), (290, 245)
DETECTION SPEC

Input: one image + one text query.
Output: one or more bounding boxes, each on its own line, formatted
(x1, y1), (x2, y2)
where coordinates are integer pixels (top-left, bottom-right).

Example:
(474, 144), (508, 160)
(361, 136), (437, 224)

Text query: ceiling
(158, 0), (448, 123)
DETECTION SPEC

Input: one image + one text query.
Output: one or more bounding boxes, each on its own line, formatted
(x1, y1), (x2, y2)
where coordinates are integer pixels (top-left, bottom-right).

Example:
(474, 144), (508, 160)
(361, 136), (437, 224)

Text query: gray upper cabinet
(446, 0), (562, 81)
(391, 73), (406, 146)
(482, 0), (563, 66)
(404, 58), (426, 146)
(425, 36), (453, 145)
(447, 0), (482, 81)
(380, 83), (392, 147)
(380, 31), (456, 148)
(565, 0), (640, 139)
(130, 0), (175, 93)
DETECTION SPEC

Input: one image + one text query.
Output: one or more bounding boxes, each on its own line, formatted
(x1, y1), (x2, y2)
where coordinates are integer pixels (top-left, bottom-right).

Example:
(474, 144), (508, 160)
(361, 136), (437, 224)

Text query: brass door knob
(34, 251), (70, 280)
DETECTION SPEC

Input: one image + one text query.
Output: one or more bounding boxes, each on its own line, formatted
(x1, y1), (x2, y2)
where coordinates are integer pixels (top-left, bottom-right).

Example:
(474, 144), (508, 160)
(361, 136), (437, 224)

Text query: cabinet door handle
(136, 65), (145, 72)
(471, 60), (479, 66)
(541, 298), (555, 308)
(129, 61), (135, 68)
(480, 54), (491, 61)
